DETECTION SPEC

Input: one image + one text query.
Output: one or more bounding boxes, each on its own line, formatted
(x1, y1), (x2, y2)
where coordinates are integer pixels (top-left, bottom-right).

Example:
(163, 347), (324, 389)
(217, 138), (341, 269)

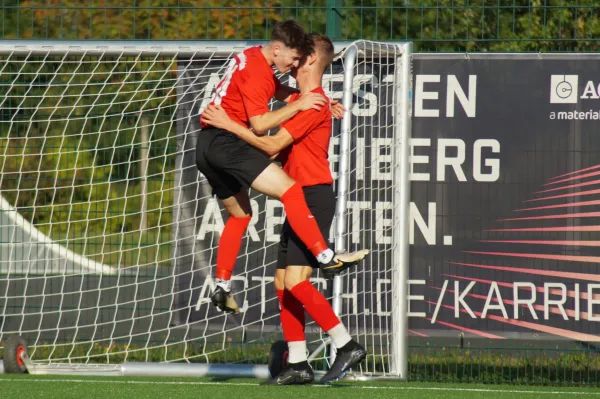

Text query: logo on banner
(548, 75), (600, 120)
(550, 75), (578, 104)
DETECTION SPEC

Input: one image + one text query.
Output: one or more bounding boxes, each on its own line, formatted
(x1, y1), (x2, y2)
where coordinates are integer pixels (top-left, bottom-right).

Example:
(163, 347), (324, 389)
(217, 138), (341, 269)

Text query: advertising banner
(175, 53), (600, 341)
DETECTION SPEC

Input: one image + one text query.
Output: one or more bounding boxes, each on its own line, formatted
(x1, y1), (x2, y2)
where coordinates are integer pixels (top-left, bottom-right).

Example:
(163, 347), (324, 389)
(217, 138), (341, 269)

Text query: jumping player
(201, 34), (367, 385)
(197, 21), (368, 314)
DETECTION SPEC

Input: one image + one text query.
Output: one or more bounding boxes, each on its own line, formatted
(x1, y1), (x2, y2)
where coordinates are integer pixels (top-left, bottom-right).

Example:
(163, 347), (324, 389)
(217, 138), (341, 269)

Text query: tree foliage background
(4, 0), (599, 51)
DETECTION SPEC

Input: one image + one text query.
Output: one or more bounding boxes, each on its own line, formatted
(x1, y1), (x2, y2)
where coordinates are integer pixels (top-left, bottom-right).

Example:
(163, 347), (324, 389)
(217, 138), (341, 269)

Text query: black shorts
(196, 127), (272, 199)
(276, 184), (336, 270)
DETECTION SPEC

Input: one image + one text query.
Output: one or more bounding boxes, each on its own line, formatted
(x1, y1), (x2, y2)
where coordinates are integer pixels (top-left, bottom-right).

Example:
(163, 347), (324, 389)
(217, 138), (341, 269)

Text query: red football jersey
(207, 46), (280, 127)
(279, 87), (333, 187)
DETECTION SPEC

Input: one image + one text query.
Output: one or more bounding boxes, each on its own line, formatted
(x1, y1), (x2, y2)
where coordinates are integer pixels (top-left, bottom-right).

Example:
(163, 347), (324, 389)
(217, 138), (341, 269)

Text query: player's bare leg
(211, 191), (252, 314)
(251, 164), (369, 277)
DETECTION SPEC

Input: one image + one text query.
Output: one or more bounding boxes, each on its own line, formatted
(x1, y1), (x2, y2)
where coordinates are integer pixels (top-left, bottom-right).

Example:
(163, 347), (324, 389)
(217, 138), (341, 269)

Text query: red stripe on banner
(549, 164), (600, 181)
(464, 250), (600, 263)
(485, 315), (600, 341)
(442, 273), (599, 300)
(487, 226), (600, 232)
(516, 200), (600, 212)
(544, 170), (600, 186)
(427, 301), (600, 341)
(524, 188), (600, 203)
(535, 180), (600, 194)
(542, 171), (600, 186)
(450, 261), (600, 282)
(425, 317), (505, 339)
(409, 329), (429, 337)
(498, 212), (600, 221)
(480, 239), (600, 246)
(435, 286), (491, 302)
(442, 274), (513, 288)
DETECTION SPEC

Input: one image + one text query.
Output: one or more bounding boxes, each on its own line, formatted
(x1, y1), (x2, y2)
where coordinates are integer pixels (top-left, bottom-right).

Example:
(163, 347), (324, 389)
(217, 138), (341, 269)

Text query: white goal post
(0, 40), (412, 380)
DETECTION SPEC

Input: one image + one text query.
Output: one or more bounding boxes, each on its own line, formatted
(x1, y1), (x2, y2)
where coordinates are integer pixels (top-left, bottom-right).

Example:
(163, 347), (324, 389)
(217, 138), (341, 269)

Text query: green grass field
(2, 375), (600, 399)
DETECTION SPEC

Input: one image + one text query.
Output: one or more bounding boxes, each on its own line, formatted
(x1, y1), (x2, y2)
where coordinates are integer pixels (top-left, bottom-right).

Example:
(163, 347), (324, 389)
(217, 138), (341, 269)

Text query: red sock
(289, 280), (340, 332)
(277, 289), (306, 342)
(280, 183), (329, 256)
(215, 215), (251, 280)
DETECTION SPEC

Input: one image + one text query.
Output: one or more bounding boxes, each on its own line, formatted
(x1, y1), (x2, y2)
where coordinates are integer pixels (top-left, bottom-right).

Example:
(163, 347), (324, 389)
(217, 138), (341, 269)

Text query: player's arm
(247, 92), (326, 135)
(273, 74), (345, 116)
(240, 67), (328, 134)
(201, 104), (294, 156)
(235, 124), (293, 157)
(274, 83), (345, 117)
(275, 84), (344, 117)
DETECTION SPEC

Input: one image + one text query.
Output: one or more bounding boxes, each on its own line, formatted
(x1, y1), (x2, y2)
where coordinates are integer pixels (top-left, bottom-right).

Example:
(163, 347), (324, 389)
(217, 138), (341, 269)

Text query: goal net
(0, 40), (412, 378)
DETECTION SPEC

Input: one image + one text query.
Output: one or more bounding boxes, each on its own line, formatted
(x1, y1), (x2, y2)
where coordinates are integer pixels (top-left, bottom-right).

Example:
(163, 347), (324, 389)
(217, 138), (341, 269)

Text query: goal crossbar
(0, 40), (395, 57)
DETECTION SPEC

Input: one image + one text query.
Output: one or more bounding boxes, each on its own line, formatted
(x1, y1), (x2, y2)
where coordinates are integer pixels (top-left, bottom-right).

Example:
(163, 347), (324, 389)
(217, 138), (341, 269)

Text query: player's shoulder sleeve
(281, 104), (329, 141)
(238, 55), (278, 118)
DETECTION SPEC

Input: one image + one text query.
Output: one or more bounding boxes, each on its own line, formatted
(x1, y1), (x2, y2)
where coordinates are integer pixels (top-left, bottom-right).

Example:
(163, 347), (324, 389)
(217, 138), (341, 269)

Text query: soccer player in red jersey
(197, 21), (368, 314)
(201, 34), (367, 385)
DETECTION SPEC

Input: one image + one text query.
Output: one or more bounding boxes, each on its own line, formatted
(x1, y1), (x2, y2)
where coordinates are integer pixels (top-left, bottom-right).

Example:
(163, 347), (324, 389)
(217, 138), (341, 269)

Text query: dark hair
(308, 33), (335, 72)
(270, 20), (308, 52)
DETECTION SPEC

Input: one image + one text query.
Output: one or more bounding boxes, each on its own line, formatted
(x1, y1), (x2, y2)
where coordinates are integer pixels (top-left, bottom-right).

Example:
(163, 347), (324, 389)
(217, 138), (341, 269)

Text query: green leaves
(8, 1), (600, 51)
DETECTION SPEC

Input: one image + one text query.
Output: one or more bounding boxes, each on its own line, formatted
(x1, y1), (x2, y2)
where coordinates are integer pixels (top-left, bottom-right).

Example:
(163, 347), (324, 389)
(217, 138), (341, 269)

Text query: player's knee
(278, 181), (301, 202)
(265, 180), (295, 200)
(279, 174), (296, 192)
(283, 270), (306, 290)
(274, 270), (286, 291)
(252, 164), (296, 199)
(221, 194), (252, 218)
(283, 277), (297, 291)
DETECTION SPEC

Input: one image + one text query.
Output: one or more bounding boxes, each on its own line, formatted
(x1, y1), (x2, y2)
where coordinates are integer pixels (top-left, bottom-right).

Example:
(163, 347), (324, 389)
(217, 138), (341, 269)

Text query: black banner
(175, 54), (600, 341)
(410, 54), (600, 340)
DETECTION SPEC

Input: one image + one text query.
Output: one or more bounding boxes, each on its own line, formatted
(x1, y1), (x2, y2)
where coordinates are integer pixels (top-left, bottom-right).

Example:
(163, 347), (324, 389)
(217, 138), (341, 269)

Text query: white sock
(287, 340), (308, 363)
(327, 323), (352, 349)
(216, 278), (231, 292)
(316, 248), (334, 264)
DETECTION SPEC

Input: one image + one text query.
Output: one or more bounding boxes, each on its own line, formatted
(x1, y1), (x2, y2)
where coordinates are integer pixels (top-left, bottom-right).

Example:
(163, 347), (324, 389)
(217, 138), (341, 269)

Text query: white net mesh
(0, 41), (409, 375)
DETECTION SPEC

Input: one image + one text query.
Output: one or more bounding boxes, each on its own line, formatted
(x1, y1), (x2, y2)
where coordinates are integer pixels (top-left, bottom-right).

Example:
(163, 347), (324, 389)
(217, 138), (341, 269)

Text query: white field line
(0, 378), (598, 395)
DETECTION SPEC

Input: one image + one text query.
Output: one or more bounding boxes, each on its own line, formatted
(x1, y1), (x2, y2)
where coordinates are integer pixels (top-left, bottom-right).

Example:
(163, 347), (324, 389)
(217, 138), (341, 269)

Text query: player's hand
(296, 92), (327, 112)
(201, 104), (233, 130)
(330, 99), (345, 119)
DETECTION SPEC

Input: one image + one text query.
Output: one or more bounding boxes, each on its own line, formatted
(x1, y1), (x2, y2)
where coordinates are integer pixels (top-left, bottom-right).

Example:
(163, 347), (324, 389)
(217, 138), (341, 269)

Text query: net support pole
(390, 42), (413, 380)
(139, 113), (149, 232)
(331, 44), (357, 364)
